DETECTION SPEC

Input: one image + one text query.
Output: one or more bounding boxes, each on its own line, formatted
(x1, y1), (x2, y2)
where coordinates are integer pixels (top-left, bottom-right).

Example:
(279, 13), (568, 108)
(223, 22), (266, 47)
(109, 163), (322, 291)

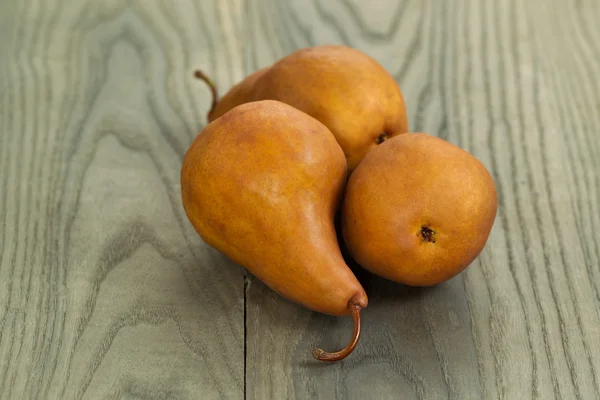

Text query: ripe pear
(181, 100), (368, 361)
(195, 45), (408, 171)
(195, 67), (268, 123)
(342, 133), (498, 286)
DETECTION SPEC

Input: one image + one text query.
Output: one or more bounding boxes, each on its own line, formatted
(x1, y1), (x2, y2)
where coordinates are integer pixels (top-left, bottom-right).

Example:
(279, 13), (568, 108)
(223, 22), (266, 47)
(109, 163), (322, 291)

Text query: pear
(195, 45), (408, 171)
(195, 67), (268, 124)
(181, 100), (368, 361)
(342, 133), (498, 286)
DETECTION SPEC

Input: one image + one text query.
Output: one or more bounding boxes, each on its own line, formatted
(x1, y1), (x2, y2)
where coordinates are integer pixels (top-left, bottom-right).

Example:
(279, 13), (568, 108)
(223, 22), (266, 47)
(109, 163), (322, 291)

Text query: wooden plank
(0, 0), (245, 399)
(245, 1), (600, 399)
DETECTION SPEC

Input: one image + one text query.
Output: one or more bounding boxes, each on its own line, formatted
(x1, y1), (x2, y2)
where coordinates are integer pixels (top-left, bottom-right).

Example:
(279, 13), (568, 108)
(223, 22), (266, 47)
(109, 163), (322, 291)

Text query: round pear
(195, 45), (408, 171)
(342, 133), (498, 286)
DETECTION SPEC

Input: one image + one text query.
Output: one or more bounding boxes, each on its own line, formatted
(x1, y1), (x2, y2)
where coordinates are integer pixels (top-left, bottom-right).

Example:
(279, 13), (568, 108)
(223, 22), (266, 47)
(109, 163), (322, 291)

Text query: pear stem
(312, 302), (362, 362)
(194, 69), (218, 121)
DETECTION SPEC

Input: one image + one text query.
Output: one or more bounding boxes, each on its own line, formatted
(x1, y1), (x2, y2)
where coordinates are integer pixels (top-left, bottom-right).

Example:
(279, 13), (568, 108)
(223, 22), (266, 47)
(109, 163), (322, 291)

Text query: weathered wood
(2, 0), (600, 399)
(0, 1), (245, 399)
(245, 1), (600, 399)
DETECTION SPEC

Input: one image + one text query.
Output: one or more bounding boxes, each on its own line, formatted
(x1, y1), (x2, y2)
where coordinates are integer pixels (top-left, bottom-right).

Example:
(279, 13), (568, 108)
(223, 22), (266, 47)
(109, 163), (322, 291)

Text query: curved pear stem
(194, 69), (218, 120)
(312, 303), (362, 362)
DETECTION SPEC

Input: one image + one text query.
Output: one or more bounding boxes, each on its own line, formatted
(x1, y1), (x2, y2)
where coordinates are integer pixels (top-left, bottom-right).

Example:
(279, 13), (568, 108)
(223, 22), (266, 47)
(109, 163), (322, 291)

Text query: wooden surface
(1, 0), (599, 399)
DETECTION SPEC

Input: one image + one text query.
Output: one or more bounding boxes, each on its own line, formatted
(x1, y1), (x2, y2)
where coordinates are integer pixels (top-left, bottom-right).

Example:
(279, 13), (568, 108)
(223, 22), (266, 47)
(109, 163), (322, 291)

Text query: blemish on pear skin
(419, 225), (436, 243)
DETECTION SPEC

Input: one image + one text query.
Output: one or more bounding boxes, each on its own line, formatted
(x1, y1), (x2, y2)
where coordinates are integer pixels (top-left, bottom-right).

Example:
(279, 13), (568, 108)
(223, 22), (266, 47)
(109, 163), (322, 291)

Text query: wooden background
(1, 0), (599, 399)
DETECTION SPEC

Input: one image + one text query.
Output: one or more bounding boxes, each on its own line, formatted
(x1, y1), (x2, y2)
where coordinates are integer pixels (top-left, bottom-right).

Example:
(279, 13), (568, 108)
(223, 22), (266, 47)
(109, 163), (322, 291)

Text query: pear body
(207, 45), (408, 171)
(342, 133), (498, 286)
(182, 100), (367, 316)
(208, 67), (268, 122)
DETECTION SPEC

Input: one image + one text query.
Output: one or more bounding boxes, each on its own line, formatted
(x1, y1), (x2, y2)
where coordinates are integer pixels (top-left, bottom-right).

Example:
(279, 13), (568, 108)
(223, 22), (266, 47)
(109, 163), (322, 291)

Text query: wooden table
(1, 1), (599, 399)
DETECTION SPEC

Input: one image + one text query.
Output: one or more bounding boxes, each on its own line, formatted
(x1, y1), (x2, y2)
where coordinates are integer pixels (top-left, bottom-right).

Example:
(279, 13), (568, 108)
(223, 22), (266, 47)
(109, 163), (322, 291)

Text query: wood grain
(2, 0), (600, 399)
(245, 1), (600, 399)
(0, 0), (245, 399)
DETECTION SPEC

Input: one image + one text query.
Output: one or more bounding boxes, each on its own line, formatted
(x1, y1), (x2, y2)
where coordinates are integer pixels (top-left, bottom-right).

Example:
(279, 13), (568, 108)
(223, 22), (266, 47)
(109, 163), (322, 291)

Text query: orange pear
(342, 133), (498, 286)
(195, 45), (408, 171)
(181, 100), (368, 361)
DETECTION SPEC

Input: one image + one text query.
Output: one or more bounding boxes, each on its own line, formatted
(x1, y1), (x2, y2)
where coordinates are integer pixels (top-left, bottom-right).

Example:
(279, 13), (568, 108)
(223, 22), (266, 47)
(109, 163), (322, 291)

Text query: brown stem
(312, 302), (362, 362)
(194, 70), (218, 121)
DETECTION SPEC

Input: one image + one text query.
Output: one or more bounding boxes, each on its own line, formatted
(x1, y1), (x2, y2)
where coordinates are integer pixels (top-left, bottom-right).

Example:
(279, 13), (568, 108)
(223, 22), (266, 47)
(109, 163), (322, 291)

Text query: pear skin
(195, 67), (268, 123)
(342, 133), (498, 286)
(195, 45), (408, 171)
(181, 100), (368, 361)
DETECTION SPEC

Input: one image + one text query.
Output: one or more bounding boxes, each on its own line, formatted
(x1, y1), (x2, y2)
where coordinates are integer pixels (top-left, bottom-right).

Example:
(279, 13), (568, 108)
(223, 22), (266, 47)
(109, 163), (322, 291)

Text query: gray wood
(245, 1), (600, 399)
(0, 0), (245, 399)
(2, 0), (600, 399)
